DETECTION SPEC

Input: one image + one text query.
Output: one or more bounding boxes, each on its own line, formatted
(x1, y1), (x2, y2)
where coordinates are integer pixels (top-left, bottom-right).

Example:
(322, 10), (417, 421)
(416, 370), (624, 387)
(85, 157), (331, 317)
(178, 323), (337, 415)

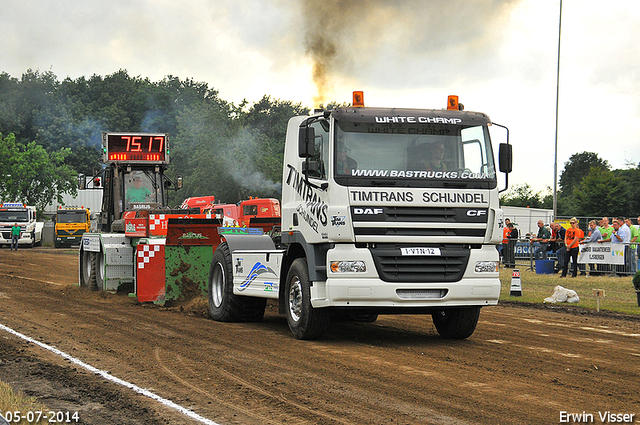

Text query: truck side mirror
(298, 126), (315, 158)
(499, 143), (512, 174)
(302, 160), (320, 177)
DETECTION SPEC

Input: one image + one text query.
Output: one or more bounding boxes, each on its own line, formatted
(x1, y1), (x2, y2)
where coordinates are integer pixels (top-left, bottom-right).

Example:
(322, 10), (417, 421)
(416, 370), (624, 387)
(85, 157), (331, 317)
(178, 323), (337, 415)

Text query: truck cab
(208, 95), (512, 340)
(0, 203), (43, 247)
(54, 206), (91, 248)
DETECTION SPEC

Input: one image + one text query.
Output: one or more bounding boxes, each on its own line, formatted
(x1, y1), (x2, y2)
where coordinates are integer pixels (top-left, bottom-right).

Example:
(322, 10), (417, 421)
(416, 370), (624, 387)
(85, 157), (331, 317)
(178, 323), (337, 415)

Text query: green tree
(558, 152), (609, 214)
(0, 133), (77, 214)
(572, 167), (631, 217)
(559, 152), (610, 194)
(499, 183), (552, 209)
(614, 164), (640, 218)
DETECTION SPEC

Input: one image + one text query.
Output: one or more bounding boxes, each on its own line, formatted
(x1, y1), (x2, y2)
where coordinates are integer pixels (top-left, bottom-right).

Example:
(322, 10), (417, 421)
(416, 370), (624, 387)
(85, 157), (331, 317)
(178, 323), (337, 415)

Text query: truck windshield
(57, 212), (87, 223)
(124, 170), (163, 209)
(333, 119), (496, 188)
(0, 211), (28, 222)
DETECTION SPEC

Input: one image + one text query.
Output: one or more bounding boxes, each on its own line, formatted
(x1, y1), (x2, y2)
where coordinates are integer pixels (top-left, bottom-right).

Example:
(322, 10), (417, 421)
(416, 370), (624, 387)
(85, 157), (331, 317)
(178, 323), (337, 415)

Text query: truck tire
(432, 307), (480, 339)
(90, 251), (105, 291)
(208, 242), (266, 322)
(285, 258), (330, 340)
(79, 248), (93, 288)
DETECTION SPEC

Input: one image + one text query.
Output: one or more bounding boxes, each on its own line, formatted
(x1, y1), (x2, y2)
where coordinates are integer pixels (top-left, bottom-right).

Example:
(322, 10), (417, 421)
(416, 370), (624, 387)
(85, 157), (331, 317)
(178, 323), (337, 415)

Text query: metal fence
(504, 239), (638, 277)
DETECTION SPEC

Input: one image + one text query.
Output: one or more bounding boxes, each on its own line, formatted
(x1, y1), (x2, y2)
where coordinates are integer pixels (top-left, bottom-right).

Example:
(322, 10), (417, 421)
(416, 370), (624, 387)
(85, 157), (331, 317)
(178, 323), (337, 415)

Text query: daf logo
(354, 208), (384, 215)
(467, 210), (487, 217)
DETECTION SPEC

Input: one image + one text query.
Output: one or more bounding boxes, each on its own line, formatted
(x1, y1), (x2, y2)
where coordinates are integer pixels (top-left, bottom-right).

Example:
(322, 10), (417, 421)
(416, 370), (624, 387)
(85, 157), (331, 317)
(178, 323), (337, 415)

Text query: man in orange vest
(501, 218), (511, 265)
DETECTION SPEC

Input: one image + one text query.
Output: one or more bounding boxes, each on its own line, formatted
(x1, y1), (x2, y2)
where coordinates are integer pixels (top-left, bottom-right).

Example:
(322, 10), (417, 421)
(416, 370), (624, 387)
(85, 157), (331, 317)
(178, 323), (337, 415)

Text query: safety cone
(509, 269), (522, 296)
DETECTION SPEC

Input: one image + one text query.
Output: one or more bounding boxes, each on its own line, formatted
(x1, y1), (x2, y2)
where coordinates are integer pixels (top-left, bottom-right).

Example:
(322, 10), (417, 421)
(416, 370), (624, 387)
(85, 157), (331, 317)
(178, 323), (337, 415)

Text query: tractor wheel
(79, 248), (93, 288)
(90, 250), (105, 291)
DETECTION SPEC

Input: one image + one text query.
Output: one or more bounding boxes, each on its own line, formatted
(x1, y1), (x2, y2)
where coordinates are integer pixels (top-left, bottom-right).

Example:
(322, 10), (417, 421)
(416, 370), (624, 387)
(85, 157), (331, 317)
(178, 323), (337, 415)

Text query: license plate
(400, 247), (441, 256)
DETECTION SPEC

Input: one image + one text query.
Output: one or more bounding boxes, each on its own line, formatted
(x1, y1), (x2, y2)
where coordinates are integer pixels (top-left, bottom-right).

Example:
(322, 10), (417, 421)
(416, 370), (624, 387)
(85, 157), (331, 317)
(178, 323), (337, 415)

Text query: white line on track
(0, 322), (221, 425)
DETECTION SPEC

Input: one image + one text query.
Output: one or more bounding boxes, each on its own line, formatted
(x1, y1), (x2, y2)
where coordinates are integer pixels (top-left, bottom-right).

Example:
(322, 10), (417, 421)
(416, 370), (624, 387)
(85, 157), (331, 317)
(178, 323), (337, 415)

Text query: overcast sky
(2, 0), (639, 194)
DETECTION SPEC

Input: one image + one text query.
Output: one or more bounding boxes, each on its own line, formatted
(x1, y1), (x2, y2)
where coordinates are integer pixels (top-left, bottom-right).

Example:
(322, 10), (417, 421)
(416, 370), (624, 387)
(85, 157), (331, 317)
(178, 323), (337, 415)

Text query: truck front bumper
(312, 244), (500, 308)
(0, 233), (35, 246)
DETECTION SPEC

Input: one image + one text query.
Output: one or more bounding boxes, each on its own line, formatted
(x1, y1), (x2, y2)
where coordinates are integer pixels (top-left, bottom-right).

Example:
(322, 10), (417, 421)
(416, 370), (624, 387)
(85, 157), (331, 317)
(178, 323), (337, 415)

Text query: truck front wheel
(431, 307), (480, 339)
(285, 258), (330, 340)
(208, 242), (266, 322)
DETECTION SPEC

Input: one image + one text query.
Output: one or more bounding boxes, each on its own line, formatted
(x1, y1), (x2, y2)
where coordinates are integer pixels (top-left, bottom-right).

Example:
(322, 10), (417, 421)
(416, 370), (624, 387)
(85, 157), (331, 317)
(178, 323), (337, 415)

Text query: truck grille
(368, 243), (471, 283)
(1, 232), (9, 239)
(351, 206), (488, 242)
(58, 229), (84, 236)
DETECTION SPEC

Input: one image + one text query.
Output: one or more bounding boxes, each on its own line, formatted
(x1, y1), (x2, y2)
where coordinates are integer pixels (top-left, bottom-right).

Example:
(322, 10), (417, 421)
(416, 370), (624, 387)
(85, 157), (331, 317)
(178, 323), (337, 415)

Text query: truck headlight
(475, 261), (498, 273)
(330, 261), (366, 273)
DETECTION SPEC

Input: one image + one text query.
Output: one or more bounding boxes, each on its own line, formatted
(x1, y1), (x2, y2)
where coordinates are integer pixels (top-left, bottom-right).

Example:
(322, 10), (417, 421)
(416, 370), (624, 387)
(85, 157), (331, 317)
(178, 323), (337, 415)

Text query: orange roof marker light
(447, 95), (464, 111)
(352, 91), (365, 107)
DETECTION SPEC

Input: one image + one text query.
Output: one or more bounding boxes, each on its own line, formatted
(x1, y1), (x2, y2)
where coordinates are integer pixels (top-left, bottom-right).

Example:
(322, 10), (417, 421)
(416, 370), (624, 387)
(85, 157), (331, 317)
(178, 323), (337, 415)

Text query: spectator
(625, 218), (638, 274)
(580, 220), (602, 275)
(501, 218), (511, 264)
(530, 220), (551, 260)
(615, 216), (632, 274)
(561, 218), (583, 278)
(637, 216), (640, 259)
(549, 222), (566, 273)
(599, 217), (614, 242)
(505, 222), (519, 268)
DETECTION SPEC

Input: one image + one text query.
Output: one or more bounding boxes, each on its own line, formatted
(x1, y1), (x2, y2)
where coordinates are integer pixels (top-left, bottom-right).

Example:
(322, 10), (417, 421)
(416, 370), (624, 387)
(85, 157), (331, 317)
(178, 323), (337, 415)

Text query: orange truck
(54, 206), (91, 248)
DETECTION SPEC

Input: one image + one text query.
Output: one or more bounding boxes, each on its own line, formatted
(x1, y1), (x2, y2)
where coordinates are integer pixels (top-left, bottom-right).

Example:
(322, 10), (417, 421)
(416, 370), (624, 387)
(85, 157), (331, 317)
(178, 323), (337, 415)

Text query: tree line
(500, 152), (640, 218)
(0, 69), (308, 210)
(3, 68), (636, 217)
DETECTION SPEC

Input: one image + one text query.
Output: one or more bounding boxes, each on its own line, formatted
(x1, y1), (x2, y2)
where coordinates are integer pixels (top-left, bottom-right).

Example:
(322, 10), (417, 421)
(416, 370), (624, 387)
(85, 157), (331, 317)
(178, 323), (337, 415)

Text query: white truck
(208, 94), (512, 340)
(0, 203), (44, 247)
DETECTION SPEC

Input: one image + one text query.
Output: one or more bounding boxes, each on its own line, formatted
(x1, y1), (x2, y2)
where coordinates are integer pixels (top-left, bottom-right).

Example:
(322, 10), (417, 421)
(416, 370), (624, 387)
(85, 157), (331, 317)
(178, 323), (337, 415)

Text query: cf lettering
(467, 210), (487, 217)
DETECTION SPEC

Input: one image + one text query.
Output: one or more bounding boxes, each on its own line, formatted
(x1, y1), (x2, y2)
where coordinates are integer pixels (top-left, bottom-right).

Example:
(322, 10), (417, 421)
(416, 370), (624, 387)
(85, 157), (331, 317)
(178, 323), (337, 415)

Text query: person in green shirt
(10, 223), (20, 251)
(126, 176), (152, 204)
(530, 220), (551, 260)
(598, 217), (614, 241)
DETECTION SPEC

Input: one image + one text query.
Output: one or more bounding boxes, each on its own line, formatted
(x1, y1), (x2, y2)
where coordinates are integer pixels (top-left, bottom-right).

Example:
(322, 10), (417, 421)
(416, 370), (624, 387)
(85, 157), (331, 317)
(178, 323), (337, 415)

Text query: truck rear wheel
(208, 242), (266, 322)
(432, 307), (480, 339)
(285, 258), (330, 340)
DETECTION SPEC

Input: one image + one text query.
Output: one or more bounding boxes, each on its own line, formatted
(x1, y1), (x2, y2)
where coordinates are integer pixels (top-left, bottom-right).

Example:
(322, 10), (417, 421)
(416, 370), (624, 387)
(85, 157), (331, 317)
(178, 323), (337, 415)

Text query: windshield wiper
(371, 180), (395, 186)
(444, 181), (469, 188)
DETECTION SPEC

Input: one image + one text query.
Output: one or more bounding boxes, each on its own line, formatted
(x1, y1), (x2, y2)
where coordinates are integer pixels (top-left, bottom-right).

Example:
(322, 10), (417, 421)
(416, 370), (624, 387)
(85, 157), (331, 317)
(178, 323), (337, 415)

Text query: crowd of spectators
(499, 215), (640, 276)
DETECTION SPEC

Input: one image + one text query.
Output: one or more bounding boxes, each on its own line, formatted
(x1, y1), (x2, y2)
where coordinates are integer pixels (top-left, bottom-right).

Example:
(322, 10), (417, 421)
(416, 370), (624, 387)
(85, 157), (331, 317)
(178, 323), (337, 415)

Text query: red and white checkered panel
(149, 214), (167, 234)
(136, 243), (165, 303)
(137, 244), (162, 269)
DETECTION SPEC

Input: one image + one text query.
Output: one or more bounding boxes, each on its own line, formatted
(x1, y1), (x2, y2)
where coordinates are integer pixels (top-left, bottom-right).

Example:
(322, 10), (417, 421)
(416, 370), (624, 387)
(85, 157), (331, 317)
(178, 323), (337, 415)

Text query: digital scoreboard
(102, 132), (169, 164)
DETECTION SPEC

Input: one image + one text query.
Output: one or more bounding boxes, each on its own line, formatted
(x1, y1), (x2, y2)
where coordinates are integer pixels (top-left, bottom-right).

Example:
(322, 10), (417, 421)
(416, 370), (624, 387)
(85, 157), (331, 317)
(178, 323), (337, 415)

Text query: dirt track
(0, 248), (639, 424)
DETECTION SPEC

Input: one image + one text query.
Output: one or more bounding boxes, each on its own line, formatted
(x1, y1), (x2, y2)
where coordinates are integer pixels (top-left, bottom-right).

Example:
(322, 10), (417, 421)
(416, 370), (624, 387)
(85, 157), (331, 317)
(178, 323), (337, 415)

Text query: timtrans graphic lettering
(286, 165), (329, 232)
(239, 262), (277, 292)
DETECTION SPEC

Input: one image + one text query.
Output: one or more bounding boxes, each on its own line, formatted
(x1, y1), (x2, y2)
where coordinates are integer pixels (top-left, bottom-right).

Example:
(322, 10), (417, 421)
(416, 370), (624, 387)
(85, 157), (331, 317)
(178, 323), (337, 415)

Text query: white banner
(578, 242), (625, 265)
